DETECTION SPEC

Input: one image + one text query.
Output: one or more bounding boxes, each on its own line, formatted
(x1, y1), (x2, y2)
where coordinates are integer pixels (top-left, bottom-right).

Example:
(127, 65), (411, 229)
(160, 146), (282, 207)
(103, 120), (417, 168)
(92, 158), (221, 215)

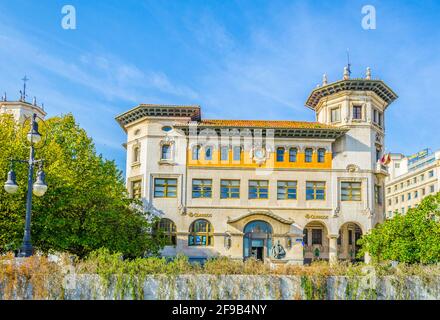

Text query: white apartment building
(385, 149), (440, 218)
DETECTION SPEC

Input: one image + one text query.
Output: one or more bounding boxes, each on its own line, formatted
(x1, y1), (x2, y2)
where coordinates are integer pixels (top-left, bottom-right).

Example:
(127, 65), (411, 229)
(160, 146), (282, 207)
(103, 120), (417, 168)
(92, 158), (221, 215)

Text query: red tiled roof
(192, 119), (341, 130)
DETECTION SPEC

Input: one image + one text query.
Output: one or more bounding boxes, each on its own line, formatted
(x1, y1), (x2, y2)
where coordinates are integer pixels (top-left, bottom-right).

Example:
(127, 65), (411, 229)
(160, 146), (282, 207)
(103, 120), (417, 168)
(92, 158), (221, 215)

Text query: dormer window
(353, 105), (362, 120)
(161, 144), (172, 160)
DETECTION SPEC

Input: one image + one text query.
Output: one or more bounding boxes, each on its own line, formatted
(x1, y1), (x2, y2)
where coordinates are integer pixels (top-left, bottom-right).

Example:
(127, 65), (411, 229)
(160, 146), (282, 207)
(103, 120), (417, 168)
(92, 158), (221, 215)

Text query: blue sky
(1, 0), (440, 173)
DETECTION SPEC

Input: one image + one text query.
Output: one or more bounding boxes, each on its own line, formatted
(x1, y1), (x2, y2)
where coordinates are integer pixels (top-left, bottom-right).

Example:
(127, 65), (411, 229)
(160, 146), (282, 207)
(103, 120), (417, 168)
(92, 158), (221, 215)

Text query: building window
(420, 174), (424, 181)
(131, 180), (142, 199)
(394, 185), (397, 191)
(407, 180), (410, 187)
(276, 147), (285, 162)
(401, 207), (404, 214)
(154, 178), (177, 198)
(401, 194), (404, 202)
(305, 148), (313, 163)
(331, 107), (340, 123)
(376, 149), (381, 162)
(379, 112), (383, 127)
(429, 170), (434, 178)
(306, 181), (326, 200)
(220, 180), (240, 199)
(220, 146), (229, 161)
(395, 197), (398, 204)
(353, 105), (362, 120)
(192, 179), (212, 198)
(277, 181), (297, 200)
(312, 229), (322, 245)
(161, 144), (172, 160)
(233, 146), (241, 161)
(188, 219), (213, 246)
(373, 109), (378, 124)
(192, 145), (201, 160)
(341, 182), (362, 201)
(133, 145), (140, 163)
(430, 185), (435, 193)
(395, 163), (400, 168)
(387, 187), (391, 194)
(413, 177), (417, 184)
(422, 188), (426, 196)
(348, 230), (353, 245)
(400, 182), (403, 189)
(407, 193), (411, 200)
(317, 148), (325, 163)
(249, 180), (269, 199)
(375, 185), (383, 205)
(205, 146), (213, 160)
(289, 148), (297, 162)
(388, 199), (392, 206)
(303, 229), (308, 245)
(156, 218), (176, 246)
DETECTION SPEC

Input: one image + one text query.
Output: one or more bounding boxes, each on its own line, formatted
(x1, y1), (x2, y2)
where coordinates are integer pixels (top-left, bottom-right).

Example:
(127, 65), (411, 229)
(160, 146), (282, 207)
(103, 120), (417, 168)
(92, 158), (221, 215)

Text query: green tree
(358, 192), (440, 264)
(0, 113), (165, 258)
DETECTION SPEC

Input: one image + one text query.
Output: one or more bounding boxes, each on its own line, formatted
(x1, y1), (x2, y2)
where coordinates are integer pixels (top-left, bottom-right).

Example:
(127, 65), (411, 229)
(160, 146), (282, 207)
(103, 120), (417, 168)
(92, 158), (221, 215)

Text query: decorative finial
(343, 66), (350, 80)
(33, 97), (37, 106)
(21, 75), (29, 102)
(366, 67), (371, 80)
(322, 73), (328, 86)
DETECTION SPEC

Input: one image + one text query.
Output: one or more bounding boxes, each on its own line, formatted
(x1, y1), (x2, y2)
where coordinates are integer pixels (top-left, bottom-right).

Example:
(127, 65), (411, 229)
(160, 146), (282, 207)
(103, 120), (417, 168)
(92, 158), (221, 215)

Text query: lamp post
(4, 113), (48, 257)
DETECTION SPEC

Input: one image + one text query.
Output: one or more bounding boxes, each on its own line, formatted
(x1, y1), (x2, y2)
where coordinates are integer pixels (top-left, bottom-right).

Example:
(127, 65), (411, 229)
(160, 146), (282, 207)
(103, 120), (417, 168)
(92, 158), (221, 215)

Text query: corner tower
(305, 67), (398, 172)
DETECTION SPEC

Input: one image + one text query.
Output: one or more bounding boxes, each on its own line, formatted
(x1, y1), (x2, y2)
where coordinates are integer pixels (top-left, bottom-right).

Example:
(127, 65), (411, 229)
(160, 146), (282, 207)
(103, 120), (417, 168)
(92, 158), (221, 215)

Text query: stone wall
(2, 274), (440, 300)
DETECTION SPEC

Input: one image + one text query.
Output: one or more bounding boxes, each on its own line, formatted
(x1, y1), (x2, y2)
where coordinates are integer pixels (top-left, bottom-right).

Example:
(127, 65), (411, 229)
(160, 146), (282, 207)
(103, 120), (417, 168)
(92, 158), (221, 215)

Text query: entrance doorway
(243, 221), (272, 261)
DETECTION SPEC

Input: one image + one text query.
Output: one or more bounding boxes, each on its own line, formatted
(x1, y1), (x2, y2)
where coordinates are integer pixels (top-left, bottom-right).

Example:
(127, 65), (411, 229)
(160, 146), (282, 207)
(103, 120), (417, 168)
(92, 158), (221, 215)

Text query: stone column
(328, 235), (338, 264)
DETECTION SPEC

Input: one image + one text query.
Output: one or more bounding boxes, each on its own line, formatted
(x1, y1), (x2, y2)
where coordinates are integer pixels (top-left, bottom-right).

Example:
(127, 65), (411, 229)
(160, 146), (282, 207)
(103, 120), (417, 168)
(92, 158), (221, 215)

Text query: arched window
(276, 147), (285, 162)
(289, 148), (297, 162)
(161, 144), (172, 160)
(188, 219), (213, 246)
(205, 146), (213, 160)
(317, 148), (326, 163)
(133, 145), (140, 163)
(157, 218), (177, 246)
(192, 145), (201, 160)
(305, 148), (313, 163)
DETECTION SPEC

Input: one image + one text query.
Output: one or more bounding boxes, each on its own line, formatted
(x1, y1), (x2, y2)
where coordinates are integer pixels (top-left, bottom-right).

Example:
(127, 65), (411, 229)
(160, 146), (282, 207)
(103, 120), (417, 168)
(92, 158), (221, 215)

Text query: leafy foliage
(358, 192), (440, 264)
(0, 114), (165, 258)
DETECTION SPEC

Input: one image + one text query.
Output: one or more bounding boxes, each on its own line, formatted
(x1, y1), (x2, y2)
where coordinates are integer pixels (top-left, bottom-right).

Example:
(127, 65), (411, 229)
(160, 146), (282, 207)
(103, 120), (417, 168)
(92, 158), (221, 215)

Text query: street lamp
(3, 113), (47, 257)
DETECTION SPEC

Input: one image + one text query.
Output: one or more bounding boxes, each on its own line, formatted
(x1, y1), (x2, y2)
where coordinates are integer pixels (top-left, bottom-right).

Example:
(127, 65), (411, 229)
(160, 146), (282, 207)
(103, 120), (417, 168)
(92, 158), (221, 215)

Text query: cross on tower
(21, 75), (29, 102)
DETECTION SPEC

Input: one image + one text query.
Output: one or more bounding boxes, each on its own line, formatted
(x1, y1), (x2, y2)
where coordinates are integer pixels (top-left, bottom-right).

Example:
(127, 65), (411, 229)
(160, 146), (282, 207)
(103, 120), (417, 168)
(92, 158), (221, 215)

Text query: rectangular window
(289, 148), (297, 162)
(276, 147), (285, 162)
(375, 185), (383, 205)
(387, 187), (391, 194)
(305, 148), (313, 163)
(395, 197), (398, 204)
(249, 180), (269, 199)
(401, 194), (404, 202)
(395, 163), (400, 168)
(131, 180), (142, 199)
(373, 109), (378, 123)
(429, 170), (434, 178)
(420, 174), (424, 181)
(205, 146), (213, 160)
(306, 181), (326, 200)
(317, 149), (325, 163)
(331, 107), (341, 122)
(348, 230), (353, 245)
(341, 182), (362, 201)
(312, 229), (322, 245)
(220, 146), (229, 161)
(394, 185), (397, 191)
(192, 179), (212, 198)
(401, 207), (405, 214)
(422, 188), (426, 196)
(388, 199), (392, 206)
(303, 229), (308, 246)
(154, 178), (177, 198)
(413, 177), (417, 184)
(277, 181), (297, 200)
(353, 105), (362, 120)
(192, 146), (200, 160)
(378, 112), (383, 126)
(220, 180), (240, 199)
(407, 193), (411, 200)
(430, 185), (435, 193)
(233, 146), (241, 161)
(161, 144), (171, 160)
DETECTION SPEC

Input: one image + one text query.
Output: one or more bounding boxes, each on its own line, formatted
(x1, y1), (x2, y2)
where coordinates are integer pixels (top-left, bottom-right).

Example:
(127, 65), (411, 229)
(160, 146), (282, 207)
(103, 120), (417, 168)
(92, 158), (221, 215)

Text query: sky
(0, 0), (440, 174)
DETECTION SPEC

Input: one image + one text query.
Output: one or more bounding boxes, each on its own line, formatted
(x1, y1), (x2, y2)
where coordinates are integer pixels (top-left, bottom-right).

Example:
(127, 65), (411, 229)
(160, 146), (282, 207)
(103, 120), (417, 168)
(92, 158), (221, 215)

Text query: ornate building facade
(116, 68), (397, 264)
